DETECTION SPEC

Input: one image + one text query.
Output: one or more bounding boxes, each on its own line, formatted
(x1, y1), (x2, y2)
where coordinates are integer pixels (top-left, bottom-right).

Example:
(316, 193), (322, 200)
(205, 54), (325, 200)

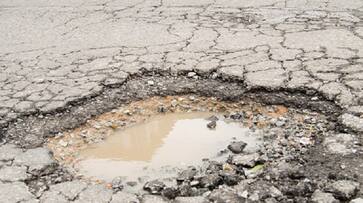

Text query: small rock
(249, 191), (260, 201)
(199, 174), (223, 189)
(222, 163), (234, 172)
(178, 183), (195, 196)
(190, 180), (199, 187)
(326, 180), (360, 200)
(219, 171), (241, 186)
(161, 187), (179, 199)
(187, 72), (197, 78)
(311, 190), (339, 203)
(230, 153), (260, 167)
(207, 121), (217, 129)
(240, 190), (248, 198)
(111, 177), (124, 192)
(269, 186), (283, 198)
(323, 133), (356, 155)
(206, 161), (222, 173)
(227, 141), (247, 154)
(287, 166), (306, 179)
(177, 168), (197, 183)
(143, 180), (166, 195)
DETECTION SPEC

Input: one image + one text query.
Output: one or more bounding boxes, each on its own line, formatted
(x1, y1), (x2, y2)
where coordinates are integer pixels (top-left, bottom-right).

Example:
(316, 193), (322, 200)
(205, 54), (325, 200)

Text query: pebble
(111, 177), (124, 192)
(199, 174), (223, 189)
(227, 141), (247, 154)
(326, 180), (360, 200)
(177, 168), (197, 183)
(207, 121), (217, 129)
(187, 72), (197, 78)
(161, 187), (179, 199)
(311, 190), (338, 203)
(230, 152), (260, 167)
(143, 180), (166, 194)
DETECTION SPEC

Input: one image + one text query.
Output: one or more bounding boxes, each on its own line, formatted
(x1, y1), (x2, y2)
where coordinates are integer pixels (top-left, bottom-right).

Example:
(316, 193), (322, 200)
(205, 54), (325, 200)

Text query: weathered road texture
(1, 0), (363, 131)
(0, 0), (363, 202)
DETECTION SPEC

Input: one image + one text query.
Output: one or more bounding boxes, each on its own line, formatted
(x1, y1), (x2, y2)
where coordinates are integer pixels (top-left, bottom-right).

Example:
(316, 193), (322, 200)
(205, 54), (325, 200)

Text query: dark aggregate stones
(177, 167), (197, 183)
(219, 171), (242, 186)
(143, 180), (166, 195)
(198, 173), (223, 189)
(178, 183), (199, 196)
(111, 177), (124, 192)
(207, 121), (217, 129)
(227, 141), (247, 154)
(311, 190), (339, 203)
(325, 180), (360, 200)
(161, 187), (179, 199)
(229, 152), (261, 167)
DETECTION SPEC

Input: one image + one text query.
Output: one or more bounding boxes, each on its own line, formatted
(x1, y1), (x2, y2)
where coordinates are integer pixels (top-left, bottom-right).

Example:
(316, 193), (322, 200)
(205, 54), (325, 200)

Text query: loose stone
(311, 190), (339, 203)
(161, 187), (179, 199)
(177, 168), (197, 183)
(143, 180), (166, 195)
(227, 141), (247, 154)
(199, 174), (223, 189)
(326, 180), (360, 200)
(230, 152), (261, 167)
(207, 121), (217, 129)
(111, 177), (124, 192)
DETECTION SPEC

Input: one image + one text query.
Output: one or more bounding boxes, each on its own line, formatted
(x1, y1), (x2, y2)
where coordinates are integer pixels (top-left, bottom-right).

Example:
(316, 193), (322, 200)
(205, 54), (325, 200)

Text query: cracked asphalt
(1, 0), (363, 202)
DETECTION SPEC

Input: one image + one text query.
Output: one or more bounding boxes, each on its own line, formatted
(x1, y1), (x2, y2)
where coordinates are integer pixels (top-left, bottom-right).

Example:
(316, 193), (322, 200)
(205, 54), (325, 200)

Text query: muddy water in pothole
(77, 112), (262, 182)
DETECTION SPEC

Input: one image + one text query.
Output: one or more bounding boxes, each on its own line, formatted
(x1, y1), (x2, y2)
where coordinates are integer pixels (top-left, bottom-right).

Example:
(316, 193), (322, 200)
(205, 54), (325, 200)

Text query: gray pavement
(0, 0), (363, 129)
(1, 0), (363, 202)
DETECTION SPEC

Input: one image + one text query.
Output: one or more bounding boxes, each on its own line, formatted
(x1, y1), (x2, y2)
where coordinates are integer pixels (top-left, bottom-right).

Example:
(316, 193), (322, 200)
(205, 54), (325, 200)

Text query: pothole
(46, 95), (353, 197)
(77, 112), (262, 183)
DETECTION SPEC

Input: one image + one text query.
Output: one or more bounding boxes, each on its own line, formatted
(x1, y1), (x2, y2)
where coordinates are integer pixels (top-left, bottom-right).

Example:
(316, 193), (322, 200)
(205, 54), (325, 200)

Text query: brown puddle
(76, 112), (262, 182)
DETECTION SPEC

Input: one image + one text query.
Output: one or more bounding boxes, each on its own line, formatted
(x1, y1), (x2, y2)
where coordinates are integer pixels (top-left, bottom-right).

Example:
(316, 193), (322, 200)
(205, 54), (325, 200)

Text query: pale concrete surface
(0, 0), (363, 128)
